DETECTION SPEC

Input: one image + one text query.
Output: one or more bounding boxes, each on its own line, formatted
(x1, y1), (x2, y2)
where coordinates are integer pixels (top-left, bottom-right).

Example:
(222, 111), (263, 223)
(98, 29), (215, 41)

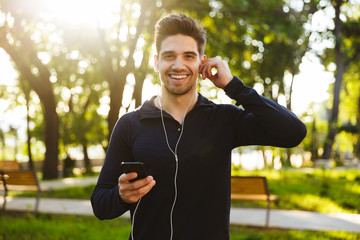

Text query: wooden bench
(0, 160), (20, 169)
(231, 176), (279, 227)
(0, 161), (41, 213)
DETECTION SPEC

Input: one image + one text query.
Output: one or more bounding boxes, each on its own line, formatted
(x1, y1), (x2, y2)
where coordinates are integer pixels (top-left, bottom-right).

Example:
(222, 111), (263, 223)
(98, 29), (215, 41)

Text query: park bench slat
(231, 194), (279, 202)
(231, 176), (279, 227)
(0, 160), (41, 213)
(0, 160), (20, 169)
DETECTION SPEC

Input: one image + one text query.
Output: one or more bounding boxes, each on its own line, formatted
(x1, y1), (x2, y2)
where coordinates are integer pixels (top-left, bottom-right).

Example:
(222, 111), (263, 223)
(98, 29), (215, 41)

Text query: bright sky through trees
(38, 0), (122, 28)
(0, 0), (334, 134)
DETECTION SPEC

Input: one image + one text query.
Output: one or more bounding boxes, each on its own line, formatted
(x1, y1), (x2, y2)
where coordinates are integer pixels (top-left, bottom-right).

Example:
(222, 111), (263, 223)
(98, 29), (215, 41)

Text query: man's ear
(154, 55), (159, 72)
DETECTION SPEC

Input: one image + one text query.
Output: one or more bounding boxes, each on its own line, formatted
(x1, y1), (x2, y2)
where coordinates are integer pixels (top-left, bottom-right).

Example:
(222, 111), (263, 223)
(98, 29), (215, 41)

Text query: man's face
(155, 34), (204, 96)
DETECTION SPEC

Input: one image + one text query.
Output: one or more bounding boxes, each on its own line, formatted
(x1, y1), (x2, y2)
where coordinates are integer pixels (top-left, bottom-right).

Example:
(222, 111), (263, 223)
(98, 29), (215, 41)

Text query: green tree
(45, 41), (107, 173)
(97, 0), (159, 145)
(193, 0), (316, 167)
(53, 0), (161, 148)
(0, 3), (60, 179)
(337, 62), (360, 160)
(320, 0), (360, 160)
(2, 0), (343, 174)
(18, 80), (34, 168)
(0, 129), (4, 160)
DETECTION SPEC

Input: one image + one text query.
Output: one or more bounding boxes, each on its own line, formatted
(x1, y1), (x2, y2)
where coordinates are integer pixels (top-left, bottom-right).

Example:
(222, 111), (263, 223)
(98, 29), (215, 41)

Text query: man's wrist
(116, 185), (132, 208)
(220, 75), (233, 89)
(223, 76), (247, 106)
(223, 76), (244, 92)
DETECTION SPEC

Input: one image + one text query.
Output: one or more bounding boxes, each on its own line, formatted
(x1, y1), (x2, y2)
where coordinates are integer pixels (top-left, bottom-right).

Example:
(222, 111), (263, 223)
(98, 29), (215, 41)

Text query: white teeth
(170, 74), (187, 79)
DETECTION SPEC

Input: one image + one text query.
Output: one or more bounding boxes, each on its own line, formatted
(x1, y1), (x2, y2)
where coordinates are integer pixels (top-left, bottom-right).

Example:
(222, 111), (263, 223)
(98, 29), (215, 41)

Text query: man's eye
(185, 55), (195, 59)
(163, 55), (173, 59)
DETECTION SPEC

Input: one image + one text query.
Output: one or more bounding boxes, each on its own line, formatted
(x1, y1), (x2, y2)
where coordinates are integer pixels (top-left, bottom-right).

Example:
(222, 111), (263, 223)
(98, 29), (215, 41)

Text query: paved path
(40, 176), (99, 190)
(2, 176), (360, 233)
(3, 197), (360, 233)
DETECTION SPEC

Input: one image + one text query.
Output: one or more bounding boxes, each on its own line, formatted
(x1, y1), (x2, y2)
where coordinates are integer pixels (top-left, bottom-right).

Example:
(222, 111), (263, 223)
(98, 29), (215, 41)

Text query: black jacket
(91, 76), (307, 240)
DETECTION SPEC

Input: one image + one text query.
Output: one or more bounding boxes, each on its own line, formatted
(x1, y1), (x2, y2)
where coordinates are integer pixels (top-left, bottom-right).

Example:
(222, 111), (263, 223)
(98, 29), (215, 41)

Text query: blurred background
(0, 0), (359, 180)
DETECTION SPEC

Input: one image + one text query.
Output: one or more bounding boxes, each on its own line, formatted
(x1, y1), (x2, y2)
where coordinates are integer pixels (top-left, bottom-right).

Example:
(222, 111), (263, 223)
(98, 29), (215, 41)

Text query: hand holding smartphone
(120, 162), (147, 182)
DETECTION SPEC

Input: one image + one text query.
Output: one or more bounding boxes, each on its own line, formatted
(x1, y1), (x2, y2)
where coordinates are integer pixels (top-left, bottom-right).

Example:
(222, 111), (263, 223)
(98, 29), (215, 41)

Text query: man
(91, 13), (307, 240)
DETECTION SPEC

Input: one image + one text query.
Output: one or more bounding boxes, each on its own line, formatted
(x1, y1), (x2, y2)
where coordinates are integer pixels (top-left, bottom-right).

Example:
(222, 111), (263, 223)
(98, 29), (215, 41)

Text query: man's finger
(119, 172), (138, 183)
(131, 176), (154, 188)
(201, 62), (212, 79)
(120, 179), (156, 203)
(131, 179), (156, 197)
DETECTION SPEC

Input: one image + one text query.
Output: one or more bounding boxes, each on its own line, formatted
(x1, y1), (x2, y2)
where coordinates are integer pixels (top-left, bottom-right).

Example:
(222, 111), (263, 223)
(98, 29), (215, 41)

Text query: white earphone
(131, 79), (194, 240)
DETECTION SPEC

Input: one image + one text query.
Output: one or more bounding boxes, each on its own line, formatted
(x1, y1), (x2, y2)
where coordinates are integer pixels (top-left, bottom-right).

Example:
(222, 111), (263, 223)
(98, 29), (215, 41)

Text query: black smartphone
(121, 162), (147, 182)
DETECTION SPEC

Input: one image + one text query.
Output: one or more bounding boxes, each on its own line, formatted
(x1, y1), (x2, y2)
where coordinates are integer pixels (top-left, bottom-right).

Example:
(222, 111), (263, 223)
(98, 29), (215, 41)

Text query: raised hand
(198, 57), (233, 89)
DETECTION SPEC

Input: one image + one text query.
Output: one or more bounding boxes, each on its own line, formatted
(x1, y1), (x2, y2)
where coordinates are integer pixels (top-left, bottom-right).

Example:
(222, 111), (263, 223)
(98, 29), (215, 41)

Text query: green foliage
(340, 63), (360, 126)
(317, 0), (360, 159)
(1, 0), (359, 173)
(198, 0), (315, 102)
(336, 62), (360, 158)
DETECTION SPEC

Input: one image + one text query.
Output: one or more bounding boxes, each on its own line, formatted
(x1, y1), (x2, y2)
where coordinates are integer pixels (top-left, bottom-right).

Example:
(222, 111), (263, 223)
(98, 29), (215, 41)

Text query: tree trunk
(12, 127), (18, 160)
(261, 147), (268, 169)
(311, 118), (318, 161)
(107, 78), (126, 142)
(322, 0), (344, 160)
(0, 131), (4, 160)
(287, 70), (296, 112)
(355, 96), (360, 159)
(41, 103), (59, 179)
(0, 33), (59, 179)
(285, 71), (296, 166)
(133, 75), (146, 108)
(101, 1), (158, 145)
(82, 143), (91, 173)
(22, 83), (34, 169)
(26, 111), (33, 169)
(286, 148), (292, 167)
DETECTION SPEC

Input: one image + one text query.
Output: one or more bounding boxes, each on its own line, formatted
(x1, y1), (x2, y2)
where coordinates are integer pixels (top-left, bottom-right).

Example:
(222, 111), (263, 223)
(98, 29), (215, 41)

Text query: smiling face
(155, 34), (204, 96)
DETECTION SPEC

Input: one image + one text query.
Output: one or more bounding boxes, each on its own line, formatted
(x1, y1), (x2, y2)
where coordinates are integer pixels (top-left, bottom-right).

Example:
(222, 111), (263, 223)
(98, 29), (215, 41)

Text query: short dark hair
(154, 13), (207, 56)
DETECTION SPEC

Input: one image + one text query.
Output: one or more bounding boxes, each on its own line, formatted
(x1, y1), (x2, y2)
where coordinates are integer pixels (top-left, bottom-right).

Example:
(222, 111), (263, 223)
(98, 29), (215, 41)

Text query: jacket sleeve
(224, 76), (307, 148)
(91, 114), (135, 220)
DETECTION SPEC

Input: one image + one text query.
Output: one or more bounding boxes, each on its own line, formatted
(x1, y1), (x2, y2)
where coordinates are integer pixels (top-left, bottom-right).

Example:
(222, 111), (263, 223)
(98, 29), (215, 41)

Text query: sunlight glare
(291, 52), (333, 115)
(39, 0), (121, 28)
(0, 49), (18, 85)
(142, 77), (159, 103)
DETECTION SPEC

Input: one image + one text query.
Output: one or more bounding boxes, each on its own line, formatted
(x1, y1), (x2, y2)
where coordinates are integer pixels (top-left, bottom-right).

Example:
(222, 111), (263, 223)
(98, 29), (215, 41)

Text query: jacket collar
(138, 93), (214, 120)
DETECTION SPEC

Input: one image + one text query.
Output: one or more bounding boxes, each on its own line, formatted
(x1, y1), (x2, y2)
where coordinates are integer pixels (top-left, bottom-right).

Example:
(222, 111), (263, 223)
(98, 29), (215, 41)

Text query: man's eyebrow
(184, 51), (198, 56)
(160, 51), (198, 56)
(160, 51), (175, 56)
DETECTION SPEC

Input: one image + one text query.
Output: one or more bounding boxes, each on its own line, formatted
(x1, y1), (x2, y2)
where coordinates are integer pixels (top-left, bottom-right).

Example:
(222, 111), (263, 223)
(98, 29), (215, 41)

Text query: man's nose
(172, 56), (185, 69)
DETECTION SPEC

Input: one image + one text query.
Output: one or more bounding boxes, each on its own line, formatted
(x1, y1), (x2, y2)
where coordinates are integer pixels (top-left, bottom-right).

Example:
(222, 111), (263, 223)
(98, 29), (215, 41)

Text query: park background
(0, 0), (360, 239)
(1, 0), (359, 178)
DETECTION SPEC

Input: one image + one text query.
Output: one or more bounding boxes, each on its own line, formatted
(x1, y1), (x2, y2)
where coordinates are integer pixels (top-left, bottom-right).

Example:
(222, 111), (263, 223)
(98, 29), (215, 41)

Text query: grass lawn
(1, 212), (359, 240)
(0, 213), (131, 240)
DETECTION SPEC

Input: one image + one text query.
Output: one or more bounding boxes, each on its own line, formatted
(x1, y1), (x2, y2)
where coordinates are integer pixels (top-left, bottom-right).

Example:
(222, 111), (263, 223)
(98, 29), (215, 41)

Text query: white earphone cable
(158, 93), (194, 240)
(131, 93), (194, 240)
(131, 198), (141, 240)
